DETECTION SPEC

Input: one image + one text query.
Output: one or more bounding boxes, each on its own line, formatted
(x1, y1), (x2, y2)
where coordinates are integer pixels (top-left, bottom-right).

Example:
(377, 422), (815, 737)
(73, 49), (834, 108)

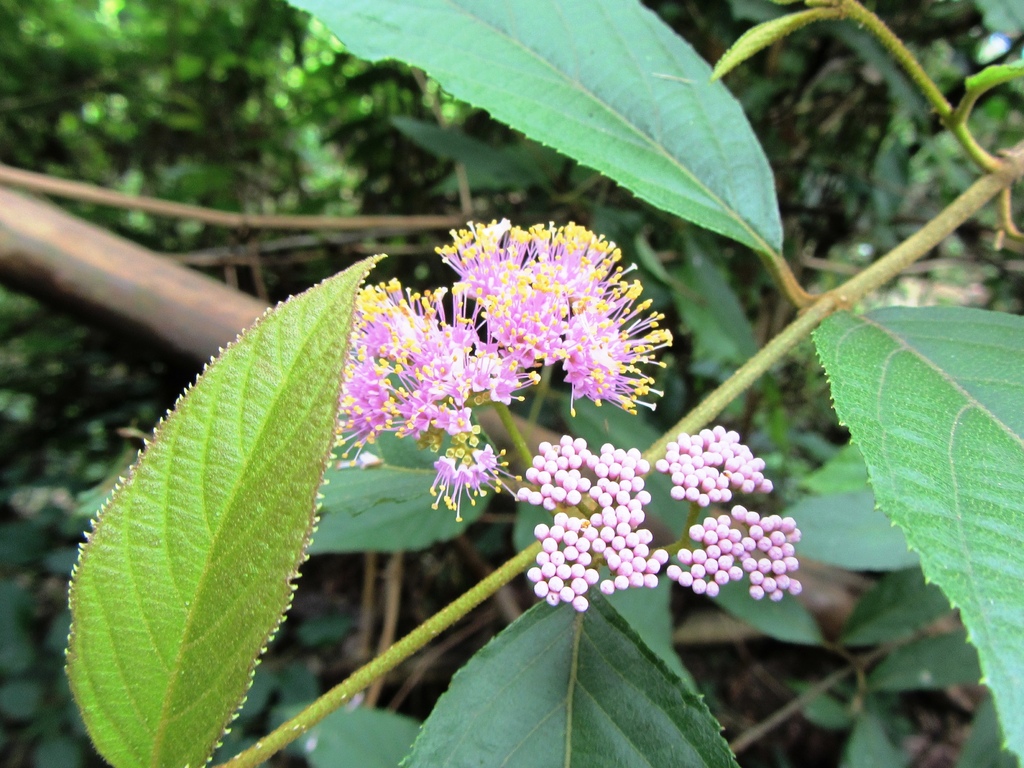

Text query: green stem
(215, 542), (542, 768)
(836, 0), (1001, 172)
(645, 155), (1022, 462)
(758, 246), (816, 309)
(493, 401), (535, 466)
(836, 0), (951, 117)
(525, 364), (555, 439)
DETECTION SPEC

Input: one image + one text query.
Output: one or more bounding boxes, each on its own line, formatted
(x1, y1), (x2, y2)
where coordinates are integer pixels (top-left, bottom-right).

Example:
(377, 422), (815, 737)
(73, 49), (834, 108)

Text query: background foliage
(1, 0), (1022, 765)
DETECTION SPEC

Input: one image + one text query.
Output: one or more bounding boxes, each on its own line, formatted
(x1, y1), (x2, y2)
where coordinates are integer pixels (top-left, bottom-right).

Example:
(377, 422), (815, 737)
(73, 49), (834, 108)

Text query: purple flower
(338, 221), (672, 520)
(431, 443), (511, 523)
(440, 220), (671, 413)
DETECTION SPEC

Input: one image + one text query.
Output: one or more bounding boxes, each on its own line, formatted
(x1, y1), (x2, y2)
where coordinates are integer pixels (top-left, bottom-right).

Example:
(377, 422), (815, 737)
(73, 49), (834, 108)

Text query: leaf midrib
(149, 298), (339, 765)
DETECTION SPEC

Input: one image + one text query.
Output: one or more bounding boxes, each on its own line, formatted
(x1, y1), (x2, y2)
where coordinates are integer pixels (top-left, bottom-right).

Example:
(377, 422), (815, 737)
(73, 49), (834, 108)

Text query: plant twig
(492, 402), (535, 467)
(213, 543), (541, 768)
(645, 144), (1023, 462)
(364, 552), (404, 708)
(834, 0), (1001, 172)
(0, 163), (464, 231)
(997, 187), (1024, 245)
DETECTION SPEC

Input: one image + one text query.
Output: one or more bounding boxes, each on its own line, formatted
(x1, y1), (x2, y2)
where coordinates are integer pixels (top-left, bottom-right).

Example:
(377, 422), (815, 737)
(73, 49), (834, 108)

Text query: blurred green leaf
(391, 116), (548, 191)
(277, 662), (321, 707)
(65, 260), (377, 768)
(404, 598), (738, 767)
(815, 307), (1024, 757)
(800, 443), (869, 495)
(312, 432), (486, 554)
(868, 630), (980, 691)
(840, 712), (908, 768)
(0, 521), (48, 566)
(791, 491), (918, 571)
(296, 615), (355, 647)
(973, 0), (1024, 34)
(0, 580), (34, 674)
(841, 568), (951, 647)
(294, 0), (783, 253)
(714, 581), (824, 645)
(673, 236), (758, 366)
(295, 707), (420, 768)
(801, 691), (853, 731)
(0, 679), (44, 721)
(33, 736), (83, 768)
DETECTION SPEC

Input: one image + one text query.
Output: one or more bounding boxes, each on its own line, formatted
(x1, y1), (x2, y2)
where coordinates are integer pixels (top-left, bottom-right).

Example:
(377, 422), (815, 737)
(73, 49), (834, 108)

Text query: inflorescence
(336, 220), (670, 520)
(521, 430), (800, 610)
(335, 219), (802, 609)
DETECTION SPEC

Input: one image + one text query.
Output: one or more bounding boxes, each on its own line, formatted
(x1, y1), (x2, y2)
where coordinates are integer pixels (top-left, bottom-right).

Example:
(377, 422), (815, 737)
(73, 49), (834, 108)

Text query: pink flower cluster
(655, 426), (772, 507)
(523, 427), (802, 609)
(665, 506), (802, 600)
(523, 436), (669, 612)
(337, 221), (670, 519)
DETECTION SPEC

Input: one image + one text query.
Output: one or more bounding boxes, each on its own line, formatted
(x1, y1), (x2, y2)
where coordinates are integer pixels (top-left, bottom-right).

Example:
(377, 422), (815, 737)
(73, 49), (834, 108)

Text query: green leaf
(295, 707), (420, 768)
(0, 581), (34, 675)
(65, 259), (379, 768)
(799, 443), (869, 495)
(292, 0), (783, 253)
(605, 580), (696, 690)
(311, 432), (487, 553)
(841, 712), (908, 768)
(965, 61), (1024, 100)
(841, 568), (951, 647)
(713, 581), (824, 645)
(712, 8), (842, 81)
(973, 0), (1024, 34)
(868, 630), (981, 692)
(801, 692), (853, 731)
(791, 491), (918, 571)
(391, 116), (549, 191)
(405, 598), (738, 768)
(673, 235), (758, 367)
(815, 306), (1024, 756)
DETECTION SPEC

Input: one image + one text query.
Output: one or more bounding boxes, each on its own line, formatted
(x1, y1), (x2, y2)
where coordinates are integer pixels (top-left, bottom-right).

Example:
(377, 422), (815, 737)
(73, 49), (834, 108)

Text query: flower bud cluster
(523, 436), (668, 612)
(665, 505), (802, 601)
(655, 426), (772, 507)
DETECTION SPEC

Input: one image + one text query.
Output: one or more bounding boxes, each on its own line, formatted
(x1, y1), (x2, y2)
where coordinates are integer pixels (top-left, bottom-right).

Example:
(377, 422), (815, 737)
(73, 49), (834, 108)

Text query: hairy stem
(835, 0), (1001, 172)
(493, 401), (536, 466)
(214, 543), (541, 768)
(758, 245), (816, 309)
(646, 153), (1022, 461)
